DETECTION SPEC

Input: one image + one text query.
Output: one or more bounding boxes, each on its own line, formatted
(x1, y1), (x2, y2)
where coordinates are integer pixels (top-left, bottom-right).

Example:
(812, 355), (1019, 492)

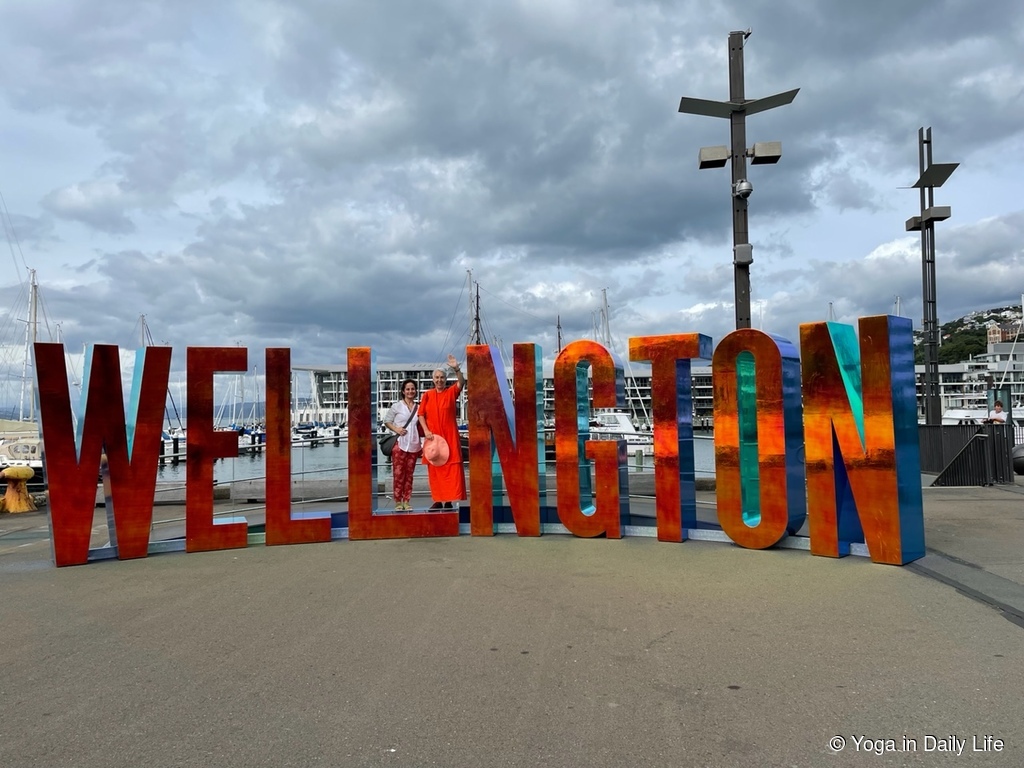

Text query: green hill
(913, 305), (1023, 365)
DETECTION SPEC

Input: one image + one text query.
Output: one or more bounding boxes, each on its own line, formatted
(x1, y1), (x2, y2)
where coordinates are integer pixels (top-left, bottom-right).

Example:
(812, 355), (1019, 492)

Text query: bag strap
(400, 401), (419, 428)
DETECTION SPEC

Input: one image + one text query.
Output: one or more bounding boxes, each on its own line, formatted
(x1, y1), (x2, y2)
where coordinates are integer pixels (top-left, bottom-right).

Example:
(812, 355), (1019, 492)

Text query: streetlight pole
(679, 30), (798, 330)
(728, 31), (751, 329)
(904, 128), (957, 426)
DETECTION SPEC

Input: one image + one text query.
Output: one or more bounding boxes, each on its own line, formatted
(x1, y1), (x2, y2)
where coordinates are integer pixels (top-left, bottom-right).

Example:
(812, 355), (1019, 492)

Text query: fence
(918, 424), (1017, 486)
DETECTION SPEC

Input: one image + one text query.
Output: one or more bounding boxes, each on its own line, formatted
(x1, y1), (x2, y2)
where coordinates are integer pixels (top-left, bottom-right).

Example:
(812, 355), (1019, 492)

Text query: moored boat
(0, 435), (43, 471)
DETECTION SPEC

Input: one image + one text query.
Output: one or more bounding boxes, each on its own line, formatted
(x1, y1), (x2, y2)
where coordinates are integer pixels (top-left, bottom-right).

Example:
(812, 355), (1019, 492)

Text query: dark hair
(994, 400), (1003, 408)
(400, 378), (417, 393)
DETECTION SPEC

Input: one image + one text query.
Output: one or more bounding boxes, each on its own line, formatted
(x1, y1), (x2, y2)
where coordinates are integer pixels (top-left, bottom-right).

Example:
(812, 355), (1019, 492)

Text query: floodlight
(698, 146), (729, 169)
(922, 205), (951, 223)
(750, 141), (782, 165)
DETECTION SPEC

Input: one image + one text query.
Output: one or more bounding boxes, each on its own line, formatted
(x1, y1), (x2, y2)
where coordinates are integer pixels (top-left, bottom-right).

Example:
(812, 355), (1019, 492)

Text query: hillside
(913, 305), (1023, 365)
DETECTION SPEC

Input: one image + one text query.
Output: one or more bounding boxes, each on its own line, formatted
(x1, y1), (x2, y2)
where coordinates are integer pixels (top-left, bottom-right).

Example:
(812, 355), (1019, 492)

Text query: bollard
(635, 449), (643, 472)
(1, 466), (37, 513)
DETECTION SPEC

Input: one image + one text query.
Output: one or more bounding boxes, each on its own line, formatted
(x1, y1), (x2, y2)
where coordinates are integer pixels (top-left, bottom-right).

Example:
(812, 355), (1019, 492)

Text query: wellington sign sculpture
(34, 315), (924, 568)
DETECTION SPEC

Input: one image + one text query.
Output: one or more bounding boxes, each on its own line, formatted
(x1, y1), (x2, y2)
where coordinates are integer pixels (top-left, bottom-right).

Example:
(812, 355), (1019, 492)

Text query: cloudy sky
(1, 0), (1023, 395)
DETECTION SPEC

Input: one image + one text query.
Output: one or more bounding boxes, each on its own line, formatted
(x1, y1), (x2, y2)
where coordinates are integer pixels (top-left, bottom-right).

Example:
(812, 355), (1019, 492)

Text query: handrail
(934, 427), (993, 486)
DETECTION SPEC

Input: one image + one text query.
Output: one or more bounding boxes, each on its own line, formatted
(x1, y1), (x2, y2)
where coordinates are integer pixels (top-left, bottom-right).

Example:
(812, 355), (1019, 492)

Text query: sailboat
(587, 289), (656, 455)
(0, 268), (48, 474)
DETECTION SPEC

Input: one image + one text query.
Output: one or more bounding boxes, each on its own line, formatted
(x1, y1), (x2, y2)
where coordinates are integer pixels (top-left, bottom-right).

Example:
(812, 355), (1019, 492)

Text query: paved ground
(1, 475), (1022, 767)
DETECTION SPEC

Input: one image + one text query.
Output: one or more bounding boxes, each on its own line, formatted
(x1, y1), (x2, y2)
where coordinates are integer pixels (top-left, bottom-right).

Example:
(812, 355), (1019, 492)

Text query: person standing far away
(383, 378), (422, 510)
(985, 400), (1008, 424)
(418, 353), (466, 509)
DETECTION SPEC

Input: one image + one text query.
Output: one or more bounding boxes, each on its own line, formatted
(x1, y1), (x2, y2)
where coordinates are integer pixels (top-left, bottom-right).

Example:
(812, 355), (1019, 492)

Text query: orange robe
(420, 383), (466, 502)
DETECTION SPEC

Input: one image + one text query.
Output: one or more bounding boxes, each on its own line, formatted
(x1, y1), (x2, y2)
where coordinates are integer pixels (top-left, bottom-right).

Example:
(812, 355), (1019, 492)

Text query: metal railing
(919, 424), (1016, 486)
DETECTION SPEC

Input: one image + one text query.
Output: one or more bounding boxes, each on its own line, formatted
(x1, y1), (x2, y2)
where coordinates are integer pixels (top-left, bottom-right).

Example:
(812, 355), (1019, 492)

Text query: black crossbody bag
(379, 402), (419, 457)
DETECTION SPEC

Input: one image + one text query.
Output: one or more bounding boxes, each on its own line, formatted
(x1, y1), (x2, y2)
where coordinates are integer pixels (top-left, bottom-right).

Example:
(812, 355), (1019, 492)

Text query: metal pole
(23, 268), (39, 422)
(919, 128), (942, 426)
(729, 31), (751, 330)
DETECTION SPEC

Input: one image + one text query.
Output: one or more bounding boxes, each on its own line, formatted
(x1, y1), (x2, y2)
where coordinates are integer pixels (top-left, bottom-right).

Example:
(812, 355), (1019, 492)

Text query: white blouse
(385, 400), (423, 453)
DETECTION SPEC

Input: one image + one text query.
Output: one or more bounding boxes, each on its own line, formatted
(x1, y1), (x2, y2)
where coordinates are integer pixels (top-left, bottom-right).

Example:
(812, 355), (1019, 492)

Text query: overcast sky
(2, 0), (1023, 392)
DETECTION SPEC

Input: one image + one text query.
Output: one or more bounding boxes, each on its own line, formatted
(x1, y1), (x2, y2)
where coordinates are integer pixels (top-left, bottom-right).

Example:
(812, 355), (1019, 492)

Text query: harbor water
(154, 436), (718, 487)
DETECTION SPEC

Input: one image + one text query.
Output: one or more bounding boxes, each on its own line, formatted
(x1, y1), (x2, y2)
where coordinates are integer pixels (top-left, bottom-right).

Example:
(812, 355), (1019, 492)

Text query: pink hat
(423, 435), (450, 466)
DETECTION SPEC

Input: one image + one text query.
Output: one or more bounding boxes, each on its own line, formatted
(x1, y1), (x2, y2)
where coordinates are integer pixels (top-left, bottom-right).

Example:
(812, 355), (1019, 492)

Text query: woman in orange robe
(418, 354), (466, 509)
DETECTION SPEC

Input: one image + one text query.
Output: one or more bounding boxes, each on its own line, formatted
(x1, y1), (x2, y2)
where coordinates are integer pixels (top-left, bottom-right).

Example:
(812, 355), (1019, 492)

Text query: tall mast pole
(466, 269), (474, 346)
(472, 281), (482, 345)
(20, 269), (39, 422)
(600, 288), (611, 348)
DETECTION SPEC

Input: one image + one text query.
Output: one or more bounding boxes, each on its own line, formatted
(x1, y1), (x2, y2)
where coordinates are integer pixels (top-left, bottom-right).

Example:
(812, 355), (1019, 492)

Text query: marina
(0, 274), (1020, 493)
(153, 431), (719, 489)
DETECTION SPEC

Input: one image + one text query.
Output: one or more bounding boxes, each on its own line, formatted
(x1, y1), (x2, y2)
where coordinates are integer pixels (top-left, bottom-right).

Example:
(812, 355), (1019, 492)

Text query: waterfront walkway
(1, 476), (1022, 766)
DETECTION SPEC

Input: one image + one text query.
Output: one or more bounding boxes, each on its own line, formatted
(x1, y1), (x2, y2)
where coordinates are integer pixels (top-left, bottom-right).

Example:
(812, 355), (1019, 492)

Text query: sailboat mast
(19, 268), (39, 422)
(292, 371), (298, 427)
(600, 288), (611, 348)
(249, 365), (260, 423)
(466, 269), (474, 346)
(310, 370), (319, 424)
(472, 281), (482, 345)
(996, 293), (1024, 391)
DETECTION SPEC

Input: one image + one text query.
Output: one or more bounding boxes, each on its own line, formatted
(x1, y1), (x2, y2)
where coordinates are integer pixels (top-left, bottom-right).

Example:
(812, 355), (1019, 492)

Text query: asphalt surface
(1, 474), (1023, 767)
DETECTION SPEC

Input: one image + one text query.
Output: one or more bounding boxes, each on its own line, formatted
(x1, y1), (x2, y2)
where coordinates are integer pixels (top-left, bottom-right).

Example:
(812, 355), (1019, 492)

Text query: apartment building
(294, 334), (1022, 428)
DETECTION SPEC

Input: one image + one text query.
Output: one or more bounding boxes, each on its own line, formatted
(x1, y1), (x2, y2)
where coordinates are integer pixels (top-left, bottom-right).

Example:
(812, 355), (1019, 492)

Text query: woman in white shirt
(383, 379), (423, 510)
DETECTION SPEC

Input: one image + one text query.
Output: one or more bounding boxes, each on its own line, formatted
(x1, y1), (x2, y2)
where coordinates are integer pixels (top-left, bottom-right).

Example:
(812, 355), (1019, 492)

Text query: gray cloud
(0, 0), (1022, 392)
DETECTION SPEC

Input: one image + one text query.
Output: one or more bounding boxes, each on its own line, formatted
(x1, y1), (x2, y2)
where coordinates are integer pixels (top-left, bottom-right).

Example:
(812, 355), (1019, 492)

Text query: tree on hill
(914, 326), (987, 364)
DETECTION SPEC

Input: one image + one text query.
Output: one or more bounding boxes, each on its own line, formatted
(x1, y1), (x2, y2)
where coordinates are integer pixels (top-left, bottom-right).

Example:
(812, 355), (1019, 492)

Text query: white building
(294, 335), (1023, 429)
(917, 340), (1024, 421)
(293, 360), (716, 430)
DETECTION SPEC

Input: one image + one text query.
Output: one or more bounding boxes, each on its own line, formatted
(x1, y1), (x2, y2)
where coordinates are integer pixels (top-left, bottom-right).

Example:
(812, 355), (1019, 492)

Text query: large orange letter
(347, 347), (458, 539)
(186, 347), (248, 552)
(36, 343), (170, 566)
(466, 344), (545, 536)
(713, 330), (806, 550)
(554, 340), (628, 538)
(800, 315), (924, 564)
(629, 333), (712, 541)
(264, 348), (331, 545)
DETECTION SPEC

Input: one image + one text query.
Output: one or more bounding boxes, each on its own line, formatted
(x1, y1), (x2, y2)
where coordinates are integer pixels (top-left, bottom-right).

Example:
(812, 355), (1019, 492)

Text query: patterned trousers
(392, 446), (418, 503)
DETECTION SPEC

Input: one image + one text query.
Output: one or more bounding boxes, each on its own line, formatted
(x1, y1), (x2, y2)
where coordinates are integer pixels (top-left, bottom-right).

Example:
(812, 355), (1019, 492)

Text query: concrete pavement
(910, 478), (1024, 626)
(1, 474), (1023, 767)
